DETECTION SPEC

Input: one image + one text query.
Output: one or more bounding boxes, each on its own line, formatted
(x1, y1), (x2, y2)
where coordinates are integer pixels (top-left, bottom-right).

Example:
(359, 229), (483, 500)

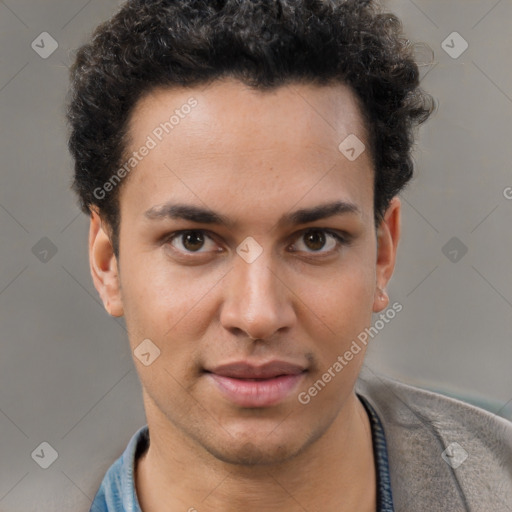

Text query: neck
(135, 392), (376, 512)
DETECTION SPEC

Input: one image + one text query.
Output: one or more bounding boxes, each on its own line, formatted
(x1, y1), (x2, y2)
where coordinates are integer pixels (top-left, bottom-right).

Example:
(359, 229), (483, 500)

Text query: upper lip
(206, 360), (307, 379)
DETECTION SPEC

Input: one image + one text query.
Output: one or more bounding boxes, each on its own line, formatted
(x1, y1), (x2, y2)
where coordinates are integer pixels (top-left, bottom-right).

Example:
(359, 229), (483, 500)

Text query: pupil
(305, 230), (325, 251)
(183, 231), (204, 251)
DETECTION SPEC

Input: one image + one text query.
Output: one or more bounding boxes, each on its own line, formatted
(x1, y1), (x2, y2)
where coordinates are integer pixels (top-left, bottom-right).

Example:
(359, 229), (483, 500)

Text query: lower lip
(207, 372), (305, 408)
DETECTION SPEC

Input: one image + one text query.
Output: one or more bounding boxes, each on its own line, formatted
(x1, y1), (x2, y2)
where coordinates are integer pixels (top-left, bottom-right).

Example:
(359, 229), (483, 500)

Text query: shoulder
(90, 425), (149, 512)
(357, 370), (512, 441)
(356, 369), (512, 512)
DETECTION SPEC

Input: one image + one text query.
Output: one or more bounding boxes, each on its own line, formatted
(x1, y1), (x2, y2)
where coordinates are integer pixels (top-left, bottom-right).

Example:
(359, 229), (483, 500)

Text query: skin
(89, 78), (400, 512)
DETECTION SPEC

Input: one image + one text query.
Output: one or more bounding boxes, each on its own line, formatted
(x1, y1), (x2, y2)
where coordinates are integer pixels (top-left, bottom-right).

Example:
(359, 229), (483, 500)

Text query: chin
(198, 419), (325, 467)
(202, 438), (301, 467)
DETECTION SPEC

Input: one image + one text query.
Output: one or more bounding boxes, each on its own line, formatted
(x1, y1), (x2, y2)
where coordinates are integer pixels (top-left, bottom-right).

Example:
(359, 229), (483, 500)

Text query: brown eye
(290, 228), (347, 255)
(303, 230), (327, 251)
(181, 231), (205, 252)
(166, 230), (219, 254)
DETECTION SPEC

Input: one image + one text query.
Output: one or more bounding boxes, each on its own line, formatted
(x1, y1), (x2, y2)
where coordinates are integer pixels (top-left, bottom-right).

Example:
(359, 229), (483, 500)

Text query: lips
(205, 360), (307, 408)
(208, 361), (306, 379)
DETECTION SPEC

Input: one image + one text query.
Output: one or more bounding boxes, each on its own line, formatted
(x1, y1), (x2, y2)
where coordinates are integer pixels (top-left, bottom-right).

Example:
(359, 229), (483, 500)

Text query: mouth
(204, 360), (307, 408)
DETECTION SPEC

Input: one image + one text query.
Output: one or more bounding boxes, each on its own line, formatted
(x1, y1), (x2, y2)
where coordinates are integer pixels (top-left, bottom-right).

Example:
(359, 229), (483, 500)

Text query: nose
(220, 250), (295, 341)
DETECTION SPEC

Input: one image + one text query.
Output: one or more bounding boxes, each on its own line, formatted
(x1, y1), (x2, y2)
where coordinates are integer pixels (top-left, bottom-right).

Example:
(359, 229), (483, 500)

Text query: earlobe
(89, 210), (124, 317)
(374, 287), (390, 312)
(372, 197), (401, 313)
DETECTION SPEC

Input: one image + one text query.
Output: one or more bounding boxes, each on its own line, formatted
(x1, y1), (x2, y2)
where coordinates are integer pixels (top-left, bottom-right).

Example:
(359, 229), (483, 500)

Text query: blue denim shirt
(90, 396), (394, 511)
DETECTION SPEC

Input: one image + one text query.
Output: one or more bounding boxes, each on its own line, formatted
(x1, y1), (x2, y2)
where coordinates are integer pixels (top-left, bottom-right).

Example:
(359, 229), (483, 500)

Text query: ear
(372, 196), (401, 313)
(89, 210), (124, 317)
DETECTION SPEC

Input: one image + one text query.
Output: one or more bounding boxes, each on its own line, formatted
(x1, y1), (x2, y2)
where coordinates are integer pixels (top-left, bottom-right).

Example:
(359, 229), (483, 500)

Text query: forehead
(120, 79), (374, 223)
(129, 78), (368, 151)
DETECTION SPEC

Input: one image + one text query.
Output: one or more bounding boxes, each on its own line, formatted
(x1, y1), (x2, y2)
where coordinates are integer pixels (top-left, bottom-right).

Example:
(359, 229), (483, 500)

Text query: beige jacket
(356, 369), (512, 511)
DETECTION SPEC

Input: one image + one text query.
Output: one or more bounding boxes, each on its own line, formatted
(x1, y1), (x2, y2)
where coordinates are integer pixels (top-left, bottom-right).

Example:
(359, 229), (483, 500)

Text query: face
(89, 78), (400, 466)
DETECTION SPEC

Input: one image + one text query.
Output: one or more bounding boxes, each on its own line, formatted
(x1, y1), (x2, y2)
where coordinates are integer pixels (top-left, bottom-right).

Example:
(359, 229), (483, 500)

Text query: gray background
(0, 0), (511, 510)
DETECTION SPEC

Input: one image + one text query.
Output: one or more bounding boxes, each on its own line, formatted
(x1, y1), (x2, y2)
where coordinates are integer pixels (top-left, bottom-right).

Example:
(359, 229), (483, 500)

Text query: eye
(290, 228), (348, 254)
(166, 230), (220, 254)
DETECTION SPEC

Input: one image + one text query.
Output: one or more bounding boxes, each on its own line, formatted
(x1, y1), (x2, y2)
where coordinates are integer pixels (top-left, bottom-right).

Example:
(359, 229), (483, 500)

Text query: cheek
(119, 250), (224, 347)
(119, 258), (214, 399)
(298, 257), (375, 334)
(295, 265), (375, 395)
(288, 261), (376, 385)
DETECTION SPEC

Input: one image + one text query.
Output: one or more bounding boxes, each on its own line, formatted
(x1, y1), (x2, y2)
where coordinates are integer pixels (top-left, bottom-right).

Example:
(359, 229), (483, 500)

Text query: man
(66, 0), (512, 511)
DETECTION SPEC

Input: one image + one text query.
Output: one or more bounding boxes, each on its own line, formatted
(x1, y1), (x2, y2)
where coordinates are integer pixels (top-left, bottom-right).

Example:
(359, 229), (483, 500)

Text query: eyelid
(162, 229), (222, 253)
(288, 227), (352, 253)
(300, 227), (352, 243)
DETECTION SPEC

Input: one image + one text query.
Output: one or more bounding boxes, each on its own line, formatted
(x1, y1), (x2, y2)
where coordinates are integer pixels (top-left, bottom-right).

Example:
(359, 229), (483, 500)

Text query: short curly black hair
(67, 0), (434, 256)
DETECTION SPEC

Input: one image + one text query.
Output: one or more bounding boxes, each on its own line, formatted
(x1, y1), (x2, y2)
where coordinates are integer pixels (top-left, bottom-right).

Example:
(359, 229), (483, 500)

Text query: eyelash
(162, 228), (351, 259)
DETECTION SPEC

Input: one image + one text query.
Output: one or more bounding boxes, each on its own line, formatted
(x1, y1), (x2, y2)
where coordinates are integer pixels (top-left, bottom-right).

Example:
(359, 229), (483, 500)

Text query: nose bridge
(221, 248), (293, 339)
(239, 254), (278, 304)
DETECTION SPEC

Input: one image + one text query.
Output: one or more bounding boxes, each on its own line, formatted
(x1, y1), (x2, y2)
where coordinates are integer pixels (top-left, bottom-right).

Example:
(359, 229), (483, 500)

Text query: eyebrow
(144, 200), (360, 227)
